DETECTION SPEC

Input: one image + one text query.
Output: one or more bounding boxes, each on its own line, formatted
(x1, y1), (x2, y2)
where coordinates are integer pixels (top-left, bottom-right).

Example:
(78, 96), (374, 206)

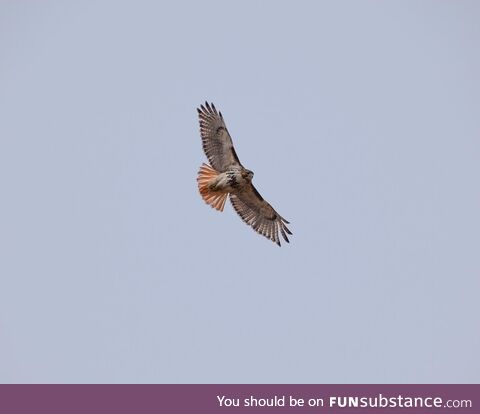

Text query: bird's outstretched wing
(197, 102), (242, 172)
(230, 184), (292, 246)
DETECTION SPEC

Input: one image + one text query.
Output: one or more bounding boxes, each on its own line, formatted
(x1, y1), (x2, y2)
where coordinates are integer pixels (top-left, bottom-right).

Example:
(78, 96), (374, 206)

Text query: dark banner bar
(0, 384), (477, 413)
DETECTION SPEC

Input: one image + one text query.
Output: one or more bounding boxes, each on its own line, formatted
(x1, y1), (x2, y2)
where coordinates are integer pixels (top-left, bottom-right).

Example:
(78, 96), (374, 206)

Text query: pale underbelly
(210, 172), (247, 193)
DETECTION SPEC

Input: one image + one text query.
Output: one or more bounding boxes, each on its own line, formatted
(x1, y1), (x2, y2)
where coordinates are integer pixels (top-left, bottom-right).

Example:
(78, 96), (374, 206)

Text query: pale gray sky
(1, 1), (479, 383)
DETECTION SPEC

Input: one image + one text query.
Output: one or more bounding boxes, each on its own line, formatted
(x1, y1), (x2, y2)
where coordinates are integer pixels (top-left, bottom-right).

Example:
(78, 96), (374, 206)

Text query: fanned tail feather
(197, 163), (228, 212)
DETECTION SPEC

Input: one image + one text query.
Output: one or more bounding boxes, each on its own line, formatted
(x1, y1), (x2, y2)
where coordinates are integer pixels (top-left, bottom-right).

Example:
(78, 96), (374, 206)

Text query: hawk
(196, 102), (292, 246)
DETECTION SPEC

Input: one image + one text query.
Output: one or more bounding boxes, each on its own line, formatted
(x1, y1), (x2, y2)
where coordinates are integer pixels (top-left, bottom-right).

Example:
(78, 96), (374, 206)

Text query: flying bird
(196, 102), (292, 246)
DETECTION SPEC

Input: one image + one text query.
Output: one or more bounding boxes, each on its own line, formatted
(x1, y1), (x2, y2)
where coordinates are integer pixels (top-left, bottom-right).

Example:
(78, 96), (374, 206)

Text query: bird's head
(242, 169), (254, 181)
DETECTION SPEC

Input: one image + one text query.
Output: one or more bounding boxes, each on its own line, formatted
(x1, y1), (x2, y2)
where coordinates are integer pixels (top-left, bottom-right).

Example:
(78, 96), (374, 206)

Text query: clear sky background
(1, 1), (479, 383)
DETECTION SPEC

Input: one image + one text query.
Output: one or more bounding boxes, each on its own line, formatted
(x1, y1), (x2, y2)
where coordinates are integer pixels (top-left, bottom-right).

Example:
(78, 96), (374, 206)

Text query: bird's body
(207, 165), (253, 193)
(196, 102), (292, 246)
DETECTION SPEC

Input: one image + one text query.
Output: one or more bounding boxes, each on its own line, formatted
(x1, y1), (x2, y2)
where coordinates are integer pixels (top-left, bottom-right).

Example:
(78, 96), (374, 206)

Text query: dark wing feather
(197, 102), (242, 172)
(230, 184), (292, 246)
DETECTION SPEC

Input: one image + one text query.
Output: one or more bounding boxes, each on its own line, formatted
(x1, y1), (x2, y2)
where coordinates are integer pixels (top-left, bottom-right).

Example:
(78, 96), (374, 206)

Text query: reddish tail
(197, 163), (228, 212)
